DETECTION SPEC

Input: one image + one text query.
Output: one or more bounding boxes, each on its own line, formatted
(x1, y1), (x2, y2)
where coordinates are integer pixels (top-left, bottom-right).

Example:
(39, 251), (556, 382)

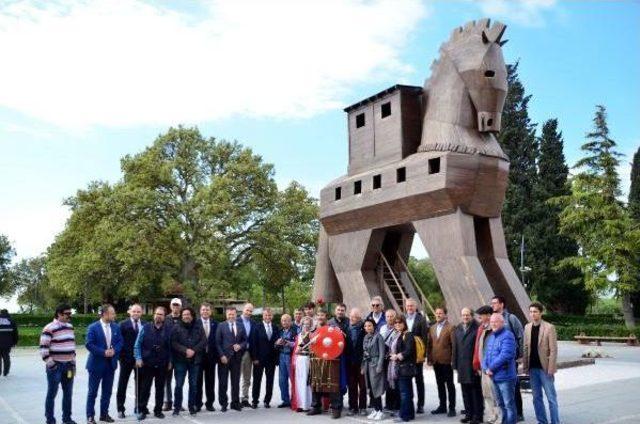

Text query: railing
(378, 251), (408, 311)
(396, 252), (436, 321)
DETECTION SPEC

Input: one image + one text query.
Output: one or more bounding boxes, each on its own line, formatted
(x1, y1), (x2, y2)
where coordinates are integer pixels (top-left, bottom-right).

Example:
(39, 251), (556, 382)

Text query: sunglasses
(371, 304), (381, 307)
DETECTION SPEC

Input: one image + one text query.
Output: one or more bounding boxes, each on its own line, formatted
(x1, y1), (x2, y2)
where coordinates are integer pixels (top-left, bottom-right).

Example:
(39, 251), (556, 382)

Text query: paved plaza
(0, 342), (639, 424)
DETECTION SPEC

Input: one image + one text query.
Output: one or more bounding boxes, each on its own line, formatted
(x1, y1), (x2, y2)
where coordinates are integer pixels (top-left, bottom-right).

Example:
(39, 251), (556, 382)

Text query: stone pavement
(0, 342), (639, 424)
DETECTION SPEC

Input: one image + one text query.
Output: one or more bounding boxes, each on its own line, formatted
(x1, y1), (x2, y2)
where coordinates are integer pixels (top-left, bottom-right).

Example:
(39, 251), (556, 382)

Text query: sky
(1, 0), (639, 310)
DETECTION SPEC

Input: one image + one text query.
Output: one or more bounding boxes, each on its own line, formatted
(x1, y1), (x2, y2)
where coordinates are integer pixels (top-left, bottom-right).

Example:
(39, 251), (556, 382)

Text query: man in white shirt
(250, 308), (279, 408)
(195, 303), (218, 412)
(239, 303), (255, 407)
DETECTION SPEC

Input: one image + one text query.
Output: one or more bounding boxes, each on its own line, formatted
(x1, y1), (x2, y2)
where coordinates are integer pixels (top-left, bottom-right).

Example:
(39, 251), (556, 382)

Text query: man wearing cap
(163, 298), (182, 412)
(474, 306), (501, 424)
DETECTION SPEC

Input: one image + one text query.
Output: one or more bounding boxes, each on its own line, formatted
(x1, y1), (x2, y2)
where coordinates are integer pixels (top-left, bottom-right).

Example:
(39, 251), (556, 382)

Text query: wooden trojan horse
(312, 19), (531, 323)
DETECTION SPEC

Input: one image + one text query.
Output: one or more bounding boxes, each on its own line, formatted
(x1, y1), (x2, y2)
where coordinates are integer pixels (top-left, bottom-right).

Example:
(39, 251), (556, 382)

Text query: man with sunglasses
(365, 296), (386, 332)
(41, 304), (77, 424)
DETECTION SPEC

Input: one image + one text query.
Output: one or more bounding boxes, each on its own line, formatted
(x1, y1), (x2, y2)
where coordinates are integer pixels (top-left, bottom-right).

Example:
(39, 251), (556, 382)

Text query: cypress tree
(531, 119), (588, 313)
(628, 147), (640, 317)
(554, 105), (640, 328)
(498, 62), (539, 288)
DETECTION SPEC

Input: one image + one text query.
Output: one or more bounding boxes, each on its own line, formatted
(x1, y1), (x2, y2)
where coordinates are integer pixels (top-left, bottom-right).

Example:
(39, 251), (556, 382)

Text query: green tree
(0, 234), (16, 297)
(628, 147), (640, 318)
(498, 62), (539, 283)
(553, 105), (640, 328)
(530, 119), (589, 313)
(8, 256), (49, 313)
(407, 256), (443, 313)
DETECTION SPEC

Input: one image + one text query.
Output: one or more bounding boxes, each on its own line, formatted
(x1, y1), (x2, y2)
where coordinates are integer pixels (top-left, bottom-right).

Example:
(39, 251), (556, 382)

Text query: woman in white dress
(291, 316), (313, 412)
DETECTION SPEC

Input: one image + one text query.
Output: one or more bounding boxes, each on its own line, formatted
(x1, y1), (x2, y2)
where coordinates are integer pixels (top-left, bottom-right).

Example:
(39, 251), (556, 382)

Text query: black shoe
(136, 413), (146, 421)
(189, 408), (197, 416)
(162, 402), (172, 412)
(448, 409), (457, 417)
(251, 402), (258, 409)
(172, 410), (179, 417)
(221, 406), (228, 412)
(331, 409), (342, 419)
(195, 406), (202, 412)
(431, 407), (447, 415)
(99, 415), (114, 423)
(460, 417), (471, 423)
(307, 409), (322, 416)
(63, 421), (78, 424)
(117, 411), (125, 419)
(241, 400), (251, 408)
(206, 405), (216, 412)
(264, 402), (270, 409)
(87, 417), (97, 424)
(153, 412), (165, 419)
(416, 407), (424, 414)
(278, 403), (291, 408)
(517, 414), (525, 422)
(231, 404), (242, 412)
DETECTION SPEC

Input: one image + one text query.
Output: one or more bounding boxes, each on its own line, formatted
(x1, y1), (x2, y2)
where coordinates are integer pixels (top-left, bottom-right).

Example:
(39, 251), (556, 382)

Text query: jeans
(139, 365), (167, 414)
(493, 379), (516, 424)
(173, 361), (199, 412)
(278, 353), (291, 404)
(45, 362), (74, 424)
(164, 367), (173, 404)
(398, 376), (415, 421)
(530, 368), (560, 424)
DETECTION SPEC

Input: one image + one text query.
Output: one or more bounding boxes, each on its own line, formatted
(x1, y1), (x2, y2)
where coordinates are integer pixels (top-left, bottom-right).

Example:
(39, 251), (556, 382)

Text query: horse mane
(443, 18), (507, 49)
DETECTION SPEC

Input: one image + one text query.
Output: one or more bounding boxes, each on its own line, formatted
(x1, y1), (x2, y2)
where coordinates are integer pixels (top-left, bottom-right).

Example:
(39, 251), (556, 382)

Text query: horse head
(440, 19), (508, 133)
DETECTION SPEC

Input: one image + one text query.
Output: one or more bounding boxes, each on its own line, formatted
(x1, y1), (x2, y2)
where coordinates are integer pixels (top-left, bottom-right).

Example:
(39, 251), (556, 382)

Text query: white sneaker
(367, 410), (377, 420)
(373, 411), (384, 421)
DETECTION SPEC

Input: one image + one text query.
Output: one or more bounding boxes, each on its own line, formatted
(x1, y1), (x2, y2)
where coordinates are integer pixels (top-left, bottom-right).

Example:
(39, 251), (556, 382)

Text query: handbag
(396, 362), (416, 377)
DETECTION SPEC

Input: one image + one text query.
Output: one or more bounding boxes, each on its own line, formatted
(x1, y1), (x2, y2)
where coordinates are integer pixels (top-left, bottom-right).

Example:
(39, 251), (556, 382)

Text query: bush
(17, 326), (88, 347)
(554, 324), (640, 341)
(545, 313), (624, 326)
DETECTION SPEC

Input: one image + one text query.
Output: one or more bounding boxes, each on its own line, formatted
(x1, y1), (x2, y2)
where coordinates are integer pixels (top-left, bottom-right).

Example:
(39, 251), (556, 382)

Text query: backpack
(414, 336), (426, 363)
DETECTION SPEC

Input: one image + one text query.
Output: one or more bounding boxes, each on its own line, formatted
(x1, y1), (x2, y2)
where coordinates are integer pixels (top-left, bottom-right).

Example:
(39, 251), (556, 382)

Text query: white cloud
(0, 0), (427, 129)
(474, 0), (557, 27)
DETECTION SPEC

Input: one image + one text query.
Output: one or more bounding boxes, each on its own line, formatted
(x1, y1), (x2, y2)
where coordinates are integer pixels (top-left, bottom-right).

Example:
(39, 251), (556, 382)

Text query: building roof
(343, 84), (423, 113)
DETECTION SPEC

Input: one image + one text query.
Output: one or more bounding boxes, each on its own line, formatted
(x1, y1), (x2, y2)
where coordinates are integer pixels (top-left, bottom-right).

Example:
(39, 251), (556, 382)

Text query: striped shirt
(40, 319), (76, 363)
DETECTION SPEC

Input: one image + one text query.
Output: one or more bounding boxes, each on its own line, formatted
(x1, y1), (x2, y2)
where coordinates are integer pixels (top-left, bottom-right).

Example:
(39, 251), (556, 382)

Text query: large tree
(498, 62), (539, 287)
(553, 105), (640, 328)
(629, 147), (640, 318)
(47, 127), (319, 308)
(8, 255), (49, 313)
(0, 234), (15, 297)
(530, 119), (589, 313)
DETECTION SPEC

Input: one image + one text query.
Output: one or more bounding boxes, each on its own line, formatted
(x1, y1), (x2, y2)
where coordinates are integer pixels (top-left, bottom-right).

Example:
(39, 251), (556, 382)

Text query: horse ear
(482, 30), (489, 44)
(498, 39), (508, 47)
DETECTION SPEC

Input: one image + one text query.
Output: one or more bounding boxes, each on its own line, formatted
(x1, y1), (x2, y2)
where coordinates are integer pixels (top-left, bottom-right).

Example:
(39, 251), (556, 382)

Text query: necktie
(204, 320), (210, 338)
(232, 322), (237, 337)
(267, 323), (272, 338)
(104, 323), (111, 347)
(134, 320), (139, 333)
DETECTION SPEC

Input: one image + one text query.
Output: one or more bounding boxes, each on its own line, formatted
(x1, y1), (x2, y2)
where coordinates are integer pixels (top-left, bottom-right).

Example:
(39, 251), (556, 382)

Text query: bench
(574, 333), (638, 346)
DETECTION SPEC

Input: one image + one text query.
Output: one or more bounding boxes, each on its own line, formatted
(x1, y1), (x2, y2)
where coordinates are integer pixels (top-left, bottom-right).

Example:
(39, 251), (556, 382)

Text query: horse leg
(412, 209), (495, 322)
(326, 228), (384, 313)
(313, 224), (341, 304)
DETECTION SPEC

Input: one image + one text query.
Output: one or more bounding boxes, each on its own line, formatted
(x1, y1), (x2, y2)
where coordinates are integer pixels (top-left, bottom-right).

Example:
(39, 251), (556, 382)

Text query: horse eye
(484, 70), (495, 77)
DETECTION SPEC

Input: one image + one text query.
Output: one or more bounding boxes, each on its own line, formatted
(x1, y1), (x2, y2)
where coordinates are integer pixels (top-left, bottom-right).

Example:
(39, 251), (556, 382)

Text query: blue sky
(1, 1), (639, 311)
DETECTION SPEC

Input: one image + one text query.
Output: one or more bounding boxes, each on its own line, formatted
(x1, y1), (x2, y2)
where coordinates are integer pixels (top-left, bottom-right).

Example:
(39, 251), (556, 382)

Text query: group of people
(39, 295), (560, 424)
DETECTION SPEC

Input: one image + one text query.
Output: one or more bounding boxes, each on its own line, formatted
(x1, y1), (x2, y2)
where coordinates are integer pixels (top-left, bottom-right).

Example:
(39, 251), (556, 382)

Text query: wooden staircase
(378, 251), (435, 320)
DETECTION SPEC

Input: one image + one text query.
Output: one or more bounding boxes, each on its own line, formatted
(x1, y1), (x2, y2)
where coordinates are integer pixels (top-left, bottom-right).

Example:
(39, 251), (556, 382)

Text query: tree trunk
(621, 292), (636, 329)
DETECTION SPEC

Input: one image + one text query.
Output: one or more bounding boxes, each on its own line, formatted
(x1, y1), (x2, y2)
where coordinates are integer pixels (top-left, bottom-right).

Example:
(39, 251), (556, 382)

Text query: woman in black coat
(389, 316), (416, 422)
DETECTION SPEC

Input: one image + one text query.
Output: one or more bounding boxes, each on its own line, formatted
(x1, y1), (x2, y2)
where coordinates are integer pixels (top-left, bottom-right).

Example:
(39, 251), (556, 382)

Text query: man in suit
(427, 306), (456, 417)
(238, 303), (255, 407)
(365, 296), (386, 332)
(195, 302), (218, 412)
(452, 308), (483, 424)
(134, 306), (172, 420)
(523, 302), (559, 424)
(346, 308), (366, 416)
(293, 309), (303, 333)
(404, 298), (429, 414)
(163, 298), (182, 412)
(116, 304), (144, 418)
(250, 307), (279, 408)
(216, 306), (248, 412)
(85, 304), (123, 424)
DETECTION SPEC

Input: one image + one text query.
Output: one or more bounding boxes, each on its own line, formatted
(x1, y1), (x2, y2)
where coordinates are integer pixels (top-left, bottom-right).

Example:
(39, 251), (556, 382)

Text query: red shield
(311, 325), (345, 360)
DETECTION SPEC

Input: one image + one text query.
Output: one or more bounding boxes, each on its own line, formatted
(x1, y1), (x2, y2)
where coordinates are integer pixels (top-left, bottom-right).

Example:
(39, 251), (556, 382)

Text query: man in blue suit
(195, 302), (218, 412)
(85, 304), (123, 424)
(250, 307), (279, 409)
(116, 303), (144, 418)
(216, 306), (247, 412)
